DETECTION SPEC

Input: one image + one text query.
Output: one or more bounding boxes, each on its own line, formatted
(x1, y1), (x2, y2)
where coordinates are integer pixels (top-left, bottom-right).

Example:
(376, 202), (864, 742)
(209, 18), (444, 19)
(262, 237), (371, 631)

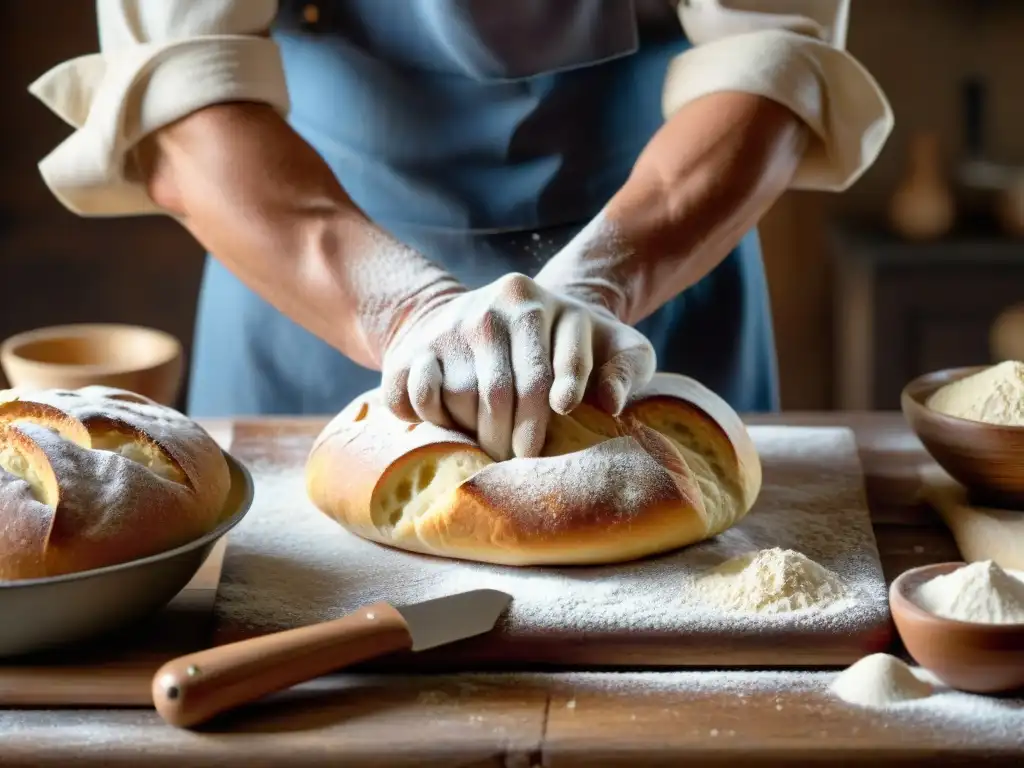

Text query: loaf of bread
(0, 386), (231, 581)
(305, 373), (762, 566)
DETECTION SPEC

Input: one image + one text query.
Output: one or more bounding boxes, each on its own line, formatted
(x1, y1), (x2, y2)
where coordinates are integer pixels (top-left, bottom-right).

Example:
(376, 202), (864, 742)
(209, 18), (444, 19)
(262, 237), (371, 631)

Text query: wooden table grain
(0, 412), (1021, 767)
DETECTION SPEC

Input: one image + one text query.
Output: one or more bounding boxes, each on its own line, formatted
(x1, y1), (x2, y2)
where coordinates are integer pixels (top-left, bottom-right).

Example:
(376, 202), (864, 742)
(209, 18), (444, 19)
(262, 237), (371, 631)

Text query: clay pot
(0, 323), (184, 406)
(889, 132), (956, 241)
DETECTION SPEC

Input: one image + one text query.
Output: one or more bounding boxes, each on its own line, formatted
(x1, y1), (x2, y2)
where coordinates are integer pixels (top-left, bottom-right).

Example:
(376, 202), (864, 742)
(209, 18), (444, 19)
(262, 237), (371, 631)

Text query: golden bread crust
(0, 385), (231, 580)
(305, 373), (762, 566)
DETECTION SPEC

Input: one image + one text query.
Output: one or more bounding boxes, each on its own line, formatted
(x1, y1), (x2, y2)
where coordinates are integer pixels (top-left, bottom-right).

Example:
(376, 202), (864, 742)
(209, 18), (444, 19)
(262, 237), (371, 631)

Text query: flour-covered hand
(560, 298), (657, 418)
(380, 272), (655, 461)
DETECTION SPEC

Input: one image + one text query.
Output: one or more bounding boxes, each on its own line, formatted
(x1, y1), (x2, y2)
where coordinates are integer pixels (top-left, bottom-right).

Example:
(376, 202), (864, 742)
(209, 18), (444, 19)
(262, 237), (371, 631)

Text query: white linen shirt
(28, 0), (893, 217)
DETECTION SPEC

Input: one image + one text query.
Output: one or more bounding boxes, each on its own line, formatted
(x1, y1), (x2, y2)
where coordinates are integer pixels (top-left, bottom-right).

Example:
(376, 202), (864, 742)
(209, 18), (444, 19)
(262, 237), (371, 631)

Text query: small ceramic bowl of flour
(902, 363), (1024, 507)
(890, 560), (1024, 694)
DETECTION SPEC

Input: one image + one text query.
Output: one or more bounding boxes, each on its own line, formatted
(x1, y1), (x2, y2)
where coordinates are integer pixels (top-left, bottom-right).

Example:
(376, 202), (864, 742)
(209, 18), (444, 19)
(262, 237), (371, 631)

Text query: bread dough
(305, 373), (762, 566)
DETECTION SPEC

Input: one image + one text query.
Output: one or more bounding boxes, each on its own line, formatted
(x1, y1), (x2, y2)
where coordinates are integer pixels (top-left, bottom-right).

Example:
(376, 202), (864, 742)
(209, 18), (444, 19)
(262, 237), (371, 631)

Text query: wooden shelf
(830, 219), (1024, 410)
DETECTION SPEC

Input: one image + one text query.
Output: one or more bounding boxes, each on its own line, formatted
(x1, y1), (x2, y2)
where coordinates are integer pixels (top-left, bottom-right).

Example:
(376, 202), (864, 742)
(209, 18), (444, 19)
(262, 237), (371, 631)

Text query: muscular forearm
(537, 91), (808, 325)
(138, 102), (460, 370)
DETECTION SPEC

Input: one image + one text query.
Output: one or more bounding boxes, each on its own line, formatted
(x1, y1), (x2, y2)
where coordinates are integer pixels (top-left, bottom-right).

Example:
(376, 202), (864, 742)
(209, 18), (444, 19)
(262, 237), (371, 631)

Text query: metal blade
(396, 589), (512, 652)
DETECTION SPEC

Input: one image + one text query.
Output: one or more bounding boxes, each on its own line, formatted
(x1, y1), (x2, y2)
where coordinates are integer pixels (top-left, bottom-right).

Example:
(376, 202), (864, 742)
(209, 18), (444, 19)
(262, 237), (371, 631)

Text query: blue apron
(188, 0), (780, 417)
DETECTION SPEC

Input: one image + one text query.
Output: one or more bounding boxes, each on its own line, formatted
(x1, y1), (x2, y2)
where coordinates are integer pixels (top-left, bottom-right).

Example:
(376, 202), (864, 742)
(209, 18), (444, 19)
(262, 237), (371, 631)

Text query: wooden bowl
(890, 562), (1024, 694)
(0, 323), (183, 406)
(901, 366), (1024, 508)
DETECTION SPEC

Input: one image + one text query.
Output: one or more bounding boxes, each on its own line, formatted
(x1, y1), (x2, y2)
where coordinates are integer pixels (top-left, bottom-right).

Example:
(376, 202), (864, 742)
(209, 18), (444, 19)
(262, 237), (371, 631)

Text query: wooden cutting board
(919, 464), (1024, 570)
(213, 423), (894, 668)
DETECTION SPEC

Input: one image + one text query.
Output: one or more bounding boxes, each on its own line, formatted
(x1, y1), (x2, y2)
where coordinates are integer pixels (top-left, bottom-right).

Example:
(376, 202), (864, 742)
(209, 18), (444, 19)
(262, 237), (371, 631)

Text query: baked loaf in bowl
(305, 373), (762, 566)
(0, 385), (231, 581)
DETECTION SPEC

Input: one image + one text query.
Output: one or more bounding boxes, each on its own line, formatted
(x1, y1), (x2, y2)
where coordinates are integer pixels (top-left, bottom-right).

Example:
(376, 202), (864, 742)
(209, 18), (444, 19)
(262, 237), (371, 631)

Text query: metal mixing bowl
(0, 452), (254, 657)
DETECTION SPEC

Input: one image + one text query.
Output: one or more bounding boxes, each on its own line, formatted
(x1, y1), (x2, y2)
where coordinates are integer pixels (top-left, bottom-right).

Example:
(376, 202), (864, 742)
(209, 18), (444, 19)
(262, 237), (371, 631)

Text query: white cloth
(30, 1), (286, 216)
(29, 0), (892, 217)
(666, 0), (892, 192)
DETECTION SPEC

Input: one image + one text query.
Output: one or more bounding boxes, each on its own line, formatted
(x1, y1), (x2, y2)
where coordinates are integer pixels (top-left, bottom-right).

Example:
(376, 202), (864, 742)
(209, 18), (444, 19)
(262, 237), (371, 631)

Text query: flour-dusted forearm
(138, 103), (463, 373)
(28, 0), (463, 371)
(535, 91), (807, 326)
(536, 0), (894, 326)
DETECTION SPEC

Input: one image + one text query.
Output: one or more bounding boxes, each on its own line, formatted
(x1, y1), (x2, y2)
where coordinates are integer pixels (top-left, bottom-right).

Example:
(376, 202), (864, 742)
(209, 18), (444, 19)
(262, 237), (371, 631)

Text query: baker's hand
(380, 272), (656, 461)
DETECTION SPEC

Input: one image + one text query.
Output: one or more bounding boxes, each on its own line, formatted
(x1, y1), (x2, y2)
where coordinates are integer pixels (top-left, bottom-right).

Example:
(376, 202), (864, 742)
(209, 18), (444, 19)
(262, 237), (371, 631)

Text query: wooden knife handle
(151, 601), (412, 728)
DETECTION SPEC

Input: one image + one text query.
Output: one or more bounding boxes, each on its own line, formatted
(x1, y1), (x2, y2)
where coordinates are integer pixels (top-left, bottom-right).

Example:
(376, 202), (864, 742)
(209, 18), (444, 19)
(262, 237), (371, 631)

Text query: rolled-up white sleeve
(29, 0), (287, 217)
(664, 0), (893, 192)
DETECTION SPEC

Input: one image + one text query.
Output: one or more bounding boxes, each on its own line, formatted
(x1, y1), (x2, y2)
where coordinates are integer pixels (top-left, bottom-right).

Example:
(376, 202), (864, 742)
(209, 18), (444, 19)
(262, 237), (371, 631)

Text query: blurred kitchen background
(1, 0), (1023, 413)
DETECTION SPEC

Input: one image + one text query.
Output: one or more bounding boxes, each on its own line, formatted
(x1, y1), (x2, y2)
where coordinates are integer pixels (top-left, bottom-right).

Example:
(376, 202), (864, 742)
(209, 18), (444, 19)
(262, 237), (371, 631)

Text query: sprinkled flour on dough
(685, 547), (848, 614)
(215, 426), (889, 646)
(0, 386), (228, 553)
(831, 653), (934, 707)
(464, 435), (678, 534)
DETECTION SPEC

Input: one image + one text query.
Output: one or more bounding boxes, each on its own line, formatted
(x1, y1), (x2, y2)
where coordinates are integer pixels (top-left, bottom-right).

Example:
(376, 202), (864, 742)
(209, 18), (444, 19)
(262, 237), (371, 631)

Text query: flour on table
(913, 560), (1024, 625)
(685, 547), (848, 614)
(215, 426), (889, 642)
(526, 670), (1024, 744)
(831, 653), (934, 707)
(0, 670), (1021, 751)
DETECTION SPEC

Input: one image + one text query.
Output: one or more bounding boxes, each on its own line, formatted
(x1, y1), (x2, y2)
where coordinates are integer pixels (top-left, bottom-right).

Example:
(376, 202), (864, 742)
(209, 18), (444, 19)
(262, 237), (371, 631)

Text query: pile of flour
(925, 360), (1024, 426)
(832, 560), (1024, 709)
(685, 547), (848, 614)
(913, 560), (1024, 624)
(831, 653), (934, 707)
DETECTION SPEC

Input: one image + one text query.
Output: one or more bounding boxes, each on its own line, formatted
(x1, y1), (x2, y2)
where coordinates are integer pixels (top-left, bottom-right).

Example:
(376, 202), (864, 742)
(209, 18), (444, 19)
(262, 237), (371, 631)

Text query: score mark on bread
(0, 386), (231, 581)
(305, 373), (763, 566)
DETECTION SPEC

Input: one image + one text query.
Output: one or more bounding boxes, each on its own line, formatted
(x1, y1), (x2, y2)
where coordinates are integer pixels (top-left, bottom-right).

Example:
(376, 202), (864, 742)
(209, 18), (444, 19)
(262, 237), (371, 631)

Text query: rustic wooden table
(0, 412), (1021, 767)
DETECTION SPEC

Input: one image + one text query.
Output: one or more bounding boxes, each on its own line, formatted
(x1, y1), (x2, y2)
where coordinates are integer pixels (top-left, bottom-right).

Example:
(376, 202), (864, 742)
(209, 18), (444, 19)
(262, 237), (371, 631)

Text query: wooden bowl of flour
(902, 366), (1024, 508)
(890, 562), (1024, 694)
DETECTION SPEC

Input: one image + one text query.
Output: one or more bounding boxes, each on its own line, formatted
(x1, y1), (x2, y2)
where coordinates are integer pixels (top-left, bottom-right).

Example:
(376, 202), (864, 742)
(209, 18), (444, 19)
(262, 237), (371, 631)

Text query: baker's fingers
(589, 331), (659, 415)
(508, 308), (554, 458)
(380, 362), (418, 423)
(472, 319), (516, 462)
(440, 350), (479, 436)
(593, 340), (657, 416)
(407, 352), (452, 427)
(549, 308), (594, 415)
